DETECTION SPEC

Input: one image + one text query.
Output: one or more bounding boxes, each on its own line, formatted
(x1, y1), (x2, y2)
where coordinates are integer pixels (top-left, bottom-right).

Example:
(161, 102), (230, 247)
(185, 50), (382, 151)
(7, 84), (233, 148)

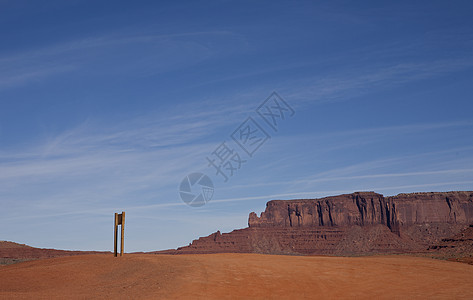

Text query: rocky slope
(426, 224), (473, 264)
(0, 241), (109, 265)
(162, 191), (473, 255)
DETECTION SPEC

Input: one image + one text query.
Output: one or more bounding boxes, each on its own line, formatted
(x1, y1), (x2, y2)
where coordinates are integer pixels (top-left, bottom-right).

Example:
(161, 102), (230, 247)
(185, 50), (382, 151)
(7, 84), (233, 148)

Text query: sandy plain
(1, 253), (473, 299)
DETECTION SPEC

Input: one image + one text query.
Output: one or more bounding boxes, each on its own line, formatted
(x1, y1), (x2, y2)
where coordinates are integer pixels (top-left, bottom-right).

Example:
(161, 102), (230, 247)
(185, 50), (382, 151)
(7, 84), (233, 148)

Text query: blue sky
(1, 0), (473, 252)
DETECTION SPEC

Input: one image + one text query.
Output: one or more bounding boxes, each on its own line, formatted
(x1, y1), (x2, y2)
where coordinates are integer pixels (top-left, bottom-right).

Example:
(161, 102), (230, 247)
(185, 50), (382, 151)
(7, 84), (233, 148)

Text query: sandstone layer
(164, 191), (473, 255)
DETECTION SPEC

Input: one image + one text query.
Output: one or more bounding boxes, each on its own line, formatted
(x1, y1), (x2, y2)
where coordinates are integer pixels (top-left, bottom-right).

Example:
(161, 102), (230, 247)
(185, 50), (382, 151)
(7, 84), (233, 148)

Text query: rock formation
(161, 191), (473, 255)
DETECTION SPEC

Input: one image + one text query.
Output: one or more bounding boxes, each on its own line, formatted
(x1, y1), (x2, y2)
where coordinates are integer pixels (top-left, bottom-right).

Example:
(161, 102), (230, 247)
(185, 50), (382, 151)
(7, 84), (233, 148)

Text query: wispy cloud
(0, 30), (247, 90)
(209, 119), (473, 206)
(0, 97), (249, 208)
(283, 56), (473, 105)
(208, 180), (473, 207)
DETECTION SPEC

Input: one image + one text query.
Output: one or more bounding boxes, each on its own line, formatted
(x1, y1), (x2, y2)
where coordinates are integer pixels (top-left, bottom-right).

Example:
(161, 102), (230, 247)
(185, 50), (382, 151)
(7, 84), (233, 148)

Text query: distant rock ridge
(160, 191), (473, 255)
(0, 241), (109, 265)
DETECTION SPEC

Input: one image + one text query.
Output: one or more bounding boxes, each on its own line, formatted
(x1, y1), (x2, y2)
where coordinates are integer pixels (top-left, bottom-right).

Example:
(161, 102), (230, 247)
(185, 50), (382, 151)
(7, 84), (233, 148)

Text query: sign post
(114, 211), (125, 257)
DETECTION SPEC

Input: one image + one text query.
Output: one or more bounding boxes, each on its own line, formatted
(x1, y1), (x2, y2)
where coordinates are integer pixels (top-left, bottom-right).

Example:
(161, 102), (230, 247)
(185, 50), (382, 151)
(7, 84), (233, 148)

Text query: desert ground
(1, 254), (473, 299)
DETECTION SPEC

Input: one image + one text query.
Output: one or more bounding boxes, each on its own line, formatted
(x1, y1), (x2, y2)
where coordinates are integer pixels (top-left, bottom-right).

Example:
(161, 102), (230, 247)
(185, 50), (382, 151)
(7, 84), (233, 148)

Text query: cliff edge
(164, 191), (473, 255)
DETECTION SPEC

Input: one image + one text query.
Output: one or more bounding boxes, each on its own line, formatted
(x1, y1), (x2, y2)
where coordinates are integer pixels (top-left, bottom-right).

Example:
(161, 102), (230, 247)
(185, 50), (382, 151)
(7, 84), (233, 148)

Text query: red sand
(1, 253), (473, 299)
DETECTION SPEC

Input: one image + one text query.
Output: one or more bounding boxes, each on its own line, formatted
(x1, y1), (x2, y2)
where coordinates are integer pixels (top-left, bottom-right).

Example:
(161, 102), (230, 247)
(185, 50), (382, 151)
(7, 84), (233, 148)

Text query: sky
(1, 0), (473, 252)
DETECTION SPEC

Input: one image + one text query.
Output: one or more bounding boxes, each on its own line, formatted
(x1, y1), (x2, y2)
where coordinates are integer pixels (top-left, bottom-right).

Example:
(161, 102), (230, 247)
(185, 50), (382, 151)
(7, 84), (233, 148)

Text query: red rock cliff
(165, 191), (473, 255)
(248, 191), (473, 230)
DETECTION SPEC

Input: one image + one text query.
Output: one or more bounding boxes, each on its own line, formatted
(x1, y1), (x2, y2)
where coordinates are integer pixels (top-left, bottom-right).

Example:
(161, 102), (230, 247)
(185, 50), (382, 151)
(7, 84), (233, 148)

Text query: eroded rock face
(249, 192), (400, 230)
(249, 191), (473, 229)
(168, 191), (473, 255)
